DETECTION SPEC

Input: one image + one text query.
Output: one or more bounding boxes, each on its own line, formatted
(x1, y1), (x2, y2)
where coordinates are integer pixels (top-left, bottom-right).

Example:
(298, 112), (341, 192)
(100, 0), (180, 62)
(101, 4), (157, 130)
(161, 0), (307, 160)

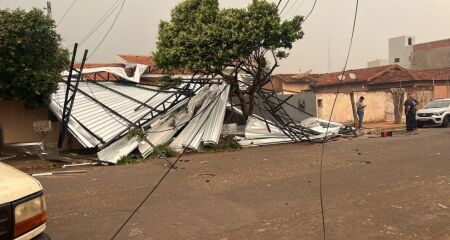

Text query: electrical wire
(287, 0), (306, 19)
(303, 0), (318, 23)
(283, 0), (302, 17)
(78, 0), (123, 46)
(318, 1), (359, 239)
(279, 0), (291, 14)
(56, 0), (78, 26)
(109, 84), (229, 240)
(87, 0), (126, 59)
(276, 0), (283, 9)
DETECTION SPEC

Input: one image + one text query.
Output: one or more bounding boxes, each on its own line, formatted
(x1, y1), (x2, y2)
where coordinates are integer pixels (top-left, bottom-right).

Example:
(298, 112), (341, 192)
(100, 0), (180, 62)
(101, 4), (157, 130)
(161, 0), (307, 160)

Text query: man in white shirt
(356, 96), (366, 129)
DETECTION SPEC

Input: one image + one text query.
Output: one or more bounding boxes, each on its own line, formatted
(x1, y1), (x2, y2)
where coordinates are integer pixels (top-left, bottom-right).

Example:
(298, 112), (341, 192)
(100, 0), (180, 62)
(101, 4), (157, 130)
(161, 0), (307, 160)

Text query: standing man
(356, 96), (366, 129)
(412, 97), (419, 130)
(404, 94), (415, 131)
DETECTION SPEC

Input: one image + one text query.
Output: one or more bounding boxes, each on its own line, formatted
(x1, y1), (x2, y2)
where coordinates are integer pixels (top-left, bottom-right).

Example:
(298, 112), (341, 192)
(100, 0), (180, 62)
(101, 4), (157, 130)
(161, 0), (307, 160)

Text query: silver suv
(416, 98), (450, 128)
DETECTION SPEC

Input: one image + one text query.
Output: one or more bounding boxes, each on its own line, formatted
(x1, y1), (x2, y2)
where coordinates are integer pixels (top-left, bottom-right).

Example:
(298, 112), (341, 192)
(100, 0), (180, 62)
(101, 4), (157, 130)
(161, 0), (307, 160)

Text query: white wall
(389, 36), (415, 69)
(367, 59), (389, 68)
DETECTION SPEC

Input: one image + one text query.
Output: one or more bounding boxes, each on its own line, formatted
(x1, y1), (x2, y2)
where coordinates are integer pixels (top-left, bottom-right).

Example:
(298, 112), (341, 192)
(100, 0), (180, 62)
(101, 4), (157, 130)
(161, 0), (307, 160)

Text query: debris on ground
(32, 169), (87, 177)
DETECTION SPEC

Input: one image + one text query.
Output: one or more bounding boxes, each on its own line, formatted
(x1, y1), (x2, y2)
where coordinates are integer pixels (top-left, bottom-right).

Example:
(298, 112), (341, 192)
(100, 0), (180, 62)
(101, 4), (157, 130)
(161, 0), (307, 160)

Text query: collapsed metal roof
(50, 76), (357, 164)
(50, 81), (200, 149)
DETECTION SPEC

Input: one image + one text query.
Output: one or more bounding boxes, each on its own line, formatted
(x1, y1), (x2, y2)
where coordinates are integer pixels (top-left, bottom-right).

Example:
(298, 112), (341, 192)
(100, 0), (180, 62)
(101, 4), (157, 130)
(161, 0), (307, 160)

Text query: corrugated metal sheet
(170, 84), (229, 151)
(50, 81), (180, 148)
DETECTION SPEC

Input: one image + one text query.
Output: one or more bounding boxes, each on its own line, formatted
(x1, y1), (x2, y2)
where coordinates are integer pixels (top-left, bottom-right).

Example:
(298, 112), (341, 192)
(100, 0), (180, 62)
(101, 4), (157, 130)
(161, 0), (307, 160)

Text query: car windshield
(424, 100), (450, 109)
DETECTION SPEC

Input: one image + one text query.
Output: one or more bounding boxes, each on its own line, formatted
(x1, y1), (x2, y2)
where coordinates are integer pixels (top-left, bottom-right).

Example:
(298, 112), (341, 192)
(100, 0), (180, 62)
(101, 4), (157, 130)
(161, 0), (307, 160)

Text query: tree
(0, 8), (69, 109)
(153, 0), (304, 119)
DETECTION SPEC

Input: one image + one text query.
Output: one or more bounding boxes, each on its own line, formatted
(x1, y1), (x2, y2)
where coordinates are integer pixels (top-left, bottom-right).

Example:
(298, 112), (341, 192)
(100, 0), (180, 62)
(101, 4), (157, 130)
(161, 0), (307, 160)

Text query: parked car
(416, 98), (450, 128)
(0, 162), (50, 240)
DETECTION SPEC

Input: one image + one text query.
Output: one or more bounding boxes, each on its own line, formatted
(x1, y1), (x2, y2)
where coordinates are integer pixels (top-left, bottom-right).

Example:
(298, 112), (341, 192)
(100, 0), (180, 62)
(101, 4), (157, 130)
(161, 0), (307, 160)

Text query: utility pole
(46, 1), (52, 19)
(349, 91), (358, 128)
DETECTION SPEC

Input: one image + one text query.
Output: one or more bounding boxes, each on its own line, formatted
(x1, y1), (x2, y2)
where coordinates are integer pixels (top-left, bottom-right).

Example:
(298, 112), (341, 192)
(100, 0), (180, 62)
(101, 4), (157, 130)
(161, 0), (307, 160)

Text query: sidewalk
(360, 121), (406, 134)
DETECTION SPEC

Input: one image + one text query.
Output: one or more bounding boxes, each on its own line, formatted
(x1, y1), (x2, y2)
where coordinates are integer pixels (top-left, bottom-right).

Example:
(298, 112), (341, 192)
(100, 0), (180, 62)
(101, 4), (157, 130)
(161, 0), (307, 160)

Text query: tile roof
(272, 73), (318, 83)
(313, 65), (399, 86)
(117, 55), (156, 66)
(73, 63), (125, 80)
(117, 54), (192, 75)
(411, 67), (450, 81)
(413, 38), (450, 52)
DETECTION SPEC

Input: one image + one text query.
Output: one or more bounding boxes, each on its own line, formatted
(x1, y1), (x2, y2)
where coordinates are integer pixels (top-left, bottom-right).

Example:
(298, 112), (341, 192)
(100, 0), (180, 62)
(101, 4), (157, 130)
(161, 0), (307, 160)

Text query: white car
(0, 162), (50, 240)
(416, 98), (450, 128)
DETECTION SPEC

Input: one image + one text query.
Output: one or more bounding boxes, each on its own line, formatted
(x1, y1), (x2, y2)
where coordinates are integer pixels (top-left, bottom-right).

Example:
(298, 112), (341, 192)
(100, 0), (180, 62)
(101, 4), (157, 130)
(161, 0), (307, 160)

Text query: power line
(87, 0), (126, 59)
(318, 0), (359, 240)
(57, 0), (78, 26)
(303, 0), (318, 23)
(79, 0), (122, 46)
(279, 0), (291, 14)
(287, 0), (306, 19)
(276, 0), (283, 9)
(283, 0), (301, 17)
(109, 84), (229, 240)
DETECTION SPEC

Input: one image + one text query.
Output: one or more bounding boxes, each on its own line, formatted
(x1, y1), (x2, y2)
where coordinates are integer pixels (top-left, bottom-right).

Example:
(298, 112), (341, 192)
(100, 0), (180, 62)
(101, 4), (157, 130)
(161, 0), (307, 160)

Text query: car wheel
(417, 122), (423, 128)
(442, 116), (449, 128)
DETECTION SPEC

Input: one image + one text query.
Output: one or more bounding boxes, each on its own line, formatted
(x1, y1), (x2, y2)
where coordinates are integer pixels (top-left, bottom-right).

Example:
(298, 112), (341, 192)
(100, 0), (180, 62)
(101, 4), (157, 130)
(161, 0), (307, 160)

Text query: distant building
(389, 36), (415, 69)
(367, 59), (389, 68)
(383, 36), (450, 71)
(412, 38), (450, 70)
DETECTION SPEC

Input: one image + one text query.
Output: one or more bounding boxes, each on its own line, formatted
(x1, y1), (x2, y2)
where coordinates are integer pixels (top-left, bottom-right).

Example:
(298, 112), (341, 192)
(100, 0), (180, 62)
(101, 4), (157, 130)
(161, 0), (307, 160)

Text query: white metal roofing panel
(51, 81), (175, 148)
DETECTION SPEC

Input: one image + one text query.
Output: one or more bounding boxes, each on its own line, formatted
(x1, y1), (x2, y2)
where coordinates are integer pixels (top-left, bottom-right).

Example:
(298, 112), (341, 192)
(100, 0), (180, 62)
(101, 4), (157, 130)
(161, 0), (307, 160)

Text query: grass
(149, 144), (178, 158)
(202, 135), (242, 152)
(116, 155), (141, 165)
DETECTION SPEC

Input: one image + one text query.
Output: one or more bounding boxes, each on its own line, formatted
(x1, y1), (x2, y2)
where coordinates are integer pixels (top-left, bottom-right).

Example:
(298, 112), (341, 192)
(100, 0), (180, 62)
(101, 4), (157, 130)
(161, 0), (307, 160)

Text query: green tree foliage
(153, 0), (303, 118)
(0, 8), (69, 108)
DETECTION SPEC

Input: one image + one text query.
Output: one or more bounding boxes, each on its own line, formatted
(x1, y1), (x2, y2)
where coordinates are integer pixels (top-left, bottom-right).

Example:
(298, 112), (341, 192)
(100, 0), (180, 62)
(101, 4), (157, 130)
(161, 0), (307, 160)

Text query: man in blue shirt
(404, 94), (416, 131)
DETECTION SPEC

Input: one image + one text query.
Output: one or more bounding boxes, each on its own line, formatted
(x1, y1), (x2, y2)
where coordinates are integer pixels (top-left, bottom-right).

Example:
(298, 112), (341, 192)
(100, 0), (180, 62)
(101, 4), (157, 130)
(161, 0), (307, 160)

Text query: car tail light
(14, 195), (47, 237)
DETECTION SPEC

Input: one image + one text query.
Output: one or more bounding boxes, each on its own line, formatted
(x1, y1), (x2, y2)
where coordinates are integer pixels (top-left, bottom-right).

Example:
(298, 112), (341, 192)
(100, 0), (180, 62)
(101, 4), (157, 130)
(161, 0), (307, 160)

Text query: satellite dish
(349, 73), (357, 79)
(338, 74), (346, 81)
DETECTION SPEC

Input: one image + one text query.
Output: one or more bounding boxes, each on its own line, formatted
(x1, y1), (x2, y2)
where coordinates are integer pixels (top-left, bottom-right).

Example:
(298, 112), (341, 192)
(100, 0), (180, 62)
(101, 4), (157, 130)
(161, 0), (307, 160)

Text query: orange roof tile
(118, 55), (156, 66)
(411, 67), (450, 81)
(272, 74), (318, 83)
(313, 65), (397, 86)
(73, 63), (125, 80)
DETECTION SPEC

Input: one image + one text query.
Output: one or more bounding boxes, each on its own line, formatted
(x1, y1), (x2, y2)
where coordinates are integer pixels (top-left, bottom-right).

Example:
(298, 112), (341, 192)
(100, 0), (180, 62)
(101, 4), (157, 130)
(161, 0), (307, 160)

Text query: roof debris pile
(51, 77), (357, 164)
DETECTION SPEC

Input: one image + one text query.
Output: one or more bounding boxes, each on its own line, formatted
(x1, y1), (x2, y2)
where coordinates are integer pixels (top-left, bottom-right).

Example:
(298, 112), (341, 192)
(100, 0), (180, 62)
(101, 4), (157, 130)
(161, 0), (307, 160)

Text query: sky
(2, 0), (450, 74)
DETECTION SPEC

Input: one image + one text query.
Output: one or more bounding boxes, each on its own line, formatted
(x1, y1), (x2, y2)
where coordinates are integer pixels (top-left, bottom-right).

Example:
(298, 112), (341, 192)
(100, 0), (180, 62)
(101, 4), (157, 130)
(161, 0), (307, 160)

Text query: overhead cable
(317, 1), (359, 240)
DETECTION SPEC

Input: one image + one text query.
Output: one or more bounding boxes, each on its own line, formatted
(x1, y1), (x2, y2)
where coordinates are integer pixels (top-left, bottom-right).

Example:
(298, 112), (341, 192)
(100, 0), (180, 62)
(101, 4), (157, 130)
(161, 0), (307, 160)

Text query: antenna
(327, 37), (332, 72)
(46, 1), (52, 19)
(338, 74), (346, 81)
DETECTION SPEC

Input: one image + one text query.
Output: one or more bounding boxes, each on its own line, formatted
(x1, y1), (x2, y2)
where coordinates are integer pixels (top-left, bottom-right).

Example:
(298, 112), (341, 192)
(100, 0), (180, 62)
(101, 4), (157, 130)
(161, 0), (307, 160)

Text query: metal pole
(46, 1), (52, 19)
(349, 91), (358, 128)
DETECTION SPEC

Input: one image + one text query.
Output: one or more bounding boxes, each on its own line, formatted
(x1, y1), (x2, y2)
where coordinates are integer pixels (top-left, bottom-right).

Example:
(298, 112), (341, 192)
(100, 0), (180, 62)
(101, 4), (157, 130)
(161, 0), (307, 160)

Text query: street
(39, 128), (450, 240)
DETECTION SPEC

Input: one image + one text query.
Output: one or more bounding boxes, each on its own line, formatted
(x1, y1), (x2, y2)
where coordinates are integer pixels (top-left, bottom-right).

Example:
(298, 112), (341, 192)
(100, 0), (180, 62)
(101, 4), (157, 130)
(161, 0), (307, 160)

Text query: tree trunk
(391, 88), (405, 124)
(349, 91), (358, 128)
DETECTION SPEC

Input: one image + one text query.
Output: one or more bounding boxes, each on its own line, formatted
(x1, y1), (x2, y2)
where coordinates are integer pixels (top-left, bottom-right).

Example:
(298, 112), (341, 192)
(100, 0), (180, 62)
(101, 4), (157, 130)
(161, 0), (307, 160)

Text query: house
(264, 71), (317, 94)
(0, 60), (151, 148)
(271, 65), (450, 123)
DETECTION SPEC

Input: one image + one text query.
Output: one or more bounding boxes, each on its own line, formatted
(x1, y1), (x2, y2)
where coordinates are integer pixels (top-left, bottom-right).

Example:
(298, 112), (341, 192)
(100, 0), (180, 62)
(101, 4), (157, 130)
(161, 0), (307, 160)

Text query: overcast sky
(2, 0), (450, 74)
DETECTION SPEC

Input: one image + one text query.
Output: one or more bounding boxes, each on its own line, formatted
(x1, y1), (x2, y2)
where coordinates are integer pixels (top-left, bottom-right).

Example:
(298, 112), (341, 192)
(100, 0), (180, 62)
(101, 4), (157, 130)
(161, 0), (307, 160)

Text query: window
(408, 37), (413, 46)
(298, 100), (306, 111)
(394, 58), (400, 63)
(317, 99), (323, 108)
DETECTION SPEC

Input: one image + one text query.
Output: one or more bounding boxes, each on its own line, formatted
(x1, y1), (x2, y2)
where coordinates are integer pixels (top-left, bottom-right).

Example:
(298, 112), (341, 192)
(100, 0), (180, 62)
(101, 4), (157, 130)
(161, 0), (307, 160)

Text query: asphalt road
(38, 128), (450, 240)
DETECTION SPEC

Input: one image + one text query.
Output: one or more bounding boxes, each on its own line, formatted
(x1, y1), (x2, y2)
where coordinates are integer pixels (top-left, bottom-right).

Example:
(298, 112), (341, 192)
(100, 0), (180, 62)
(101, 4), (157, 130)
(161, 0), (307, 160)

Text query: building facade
(389, 36), (415, 69)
